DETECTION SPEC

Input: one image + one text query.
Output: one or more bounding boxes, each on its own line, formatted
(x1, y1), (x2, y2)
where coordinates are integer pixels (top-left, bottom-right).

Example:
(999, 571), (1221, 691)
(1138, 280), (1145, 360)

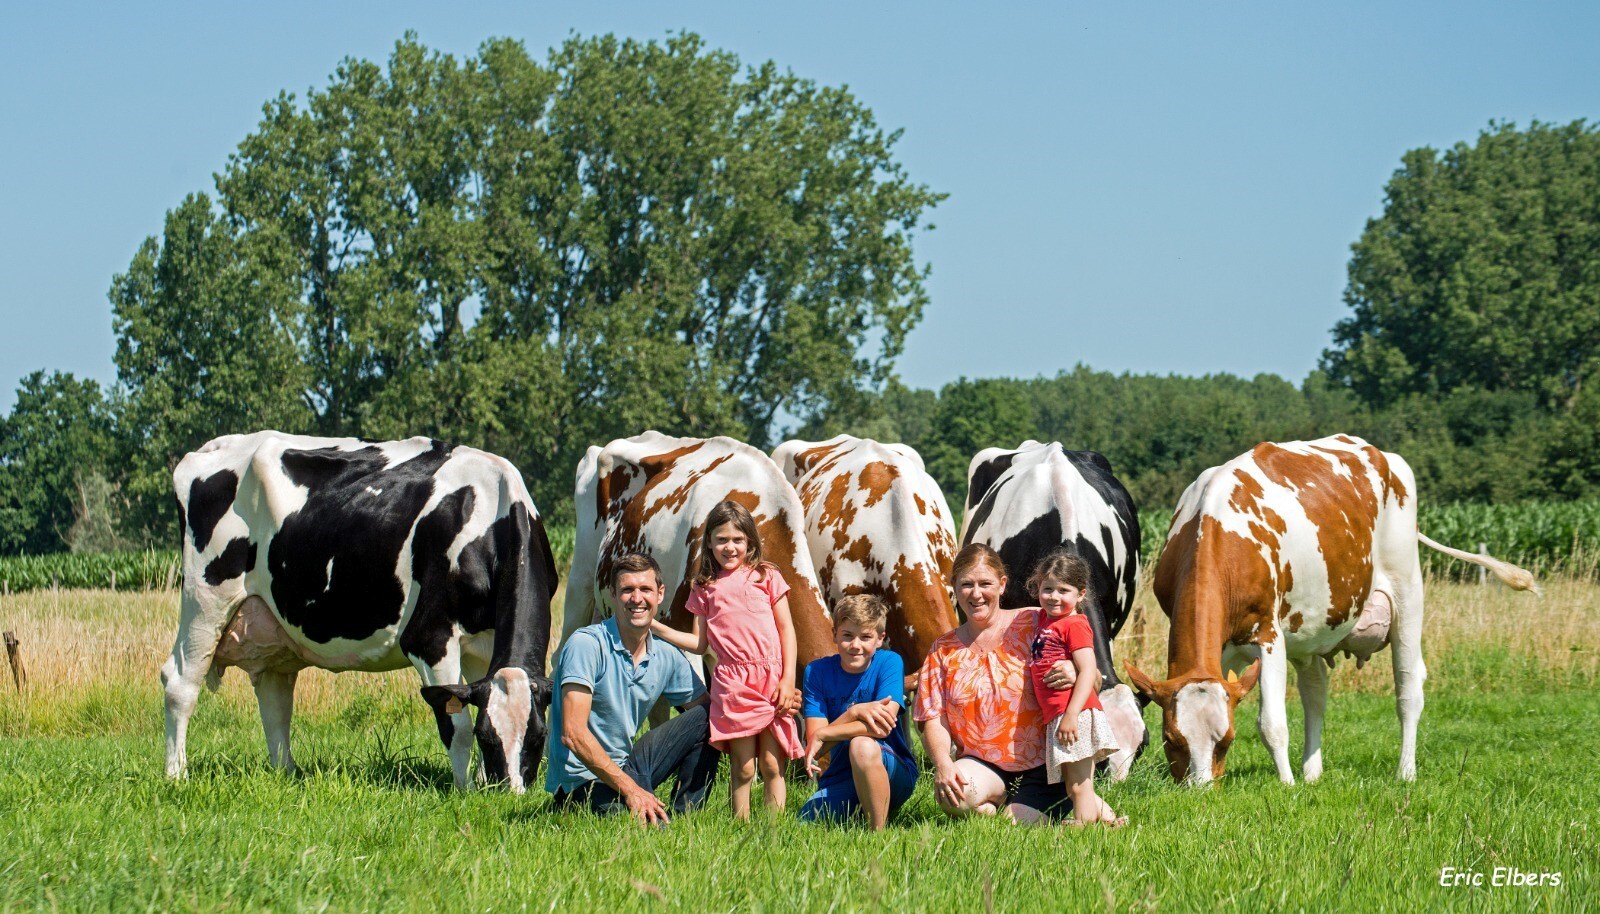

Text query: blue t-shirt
(544, 618), (705, 794)
(801, 649), (914, 787)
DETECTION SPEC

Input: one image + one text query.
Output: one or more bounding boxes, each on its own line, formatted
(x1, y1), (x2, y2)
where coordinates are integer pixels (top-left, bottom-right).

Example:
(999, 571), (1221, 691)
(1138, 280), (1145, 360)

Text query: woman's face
(954, 562), (1007, 623)
(710, 522), (749, 572)
(1037, 578), (1084, 618)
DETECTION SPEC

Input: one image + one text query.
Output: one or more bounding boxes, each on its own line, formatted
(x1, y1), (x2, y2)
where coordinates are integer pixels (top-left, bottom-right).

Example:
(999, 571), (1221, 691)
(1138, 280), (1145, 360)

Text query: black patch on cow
(964, 451), (1015, 515)
(203, 537), (258, 586)
(187, 471), (239, 551)
(268, 441), (455, 643)
(400, 486), (486, 667)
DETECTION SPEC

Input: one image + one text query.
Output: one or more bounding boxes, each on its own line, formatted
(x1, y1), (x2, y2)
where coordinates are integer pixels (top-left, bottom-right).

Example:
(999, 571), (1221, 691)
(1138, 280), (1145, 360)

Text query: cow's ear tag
(1226, 670), (1239, 683)
(445, 697), (465, 714)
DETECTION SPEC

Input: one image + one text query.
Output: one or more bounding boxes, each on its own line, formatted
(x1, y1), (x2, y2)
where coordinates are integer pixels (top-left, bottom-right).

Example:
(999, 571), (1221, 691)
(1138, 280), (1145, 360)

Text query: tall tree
(1322, 120), (1600, 408)
(112, 32), (941, 527)
(0, 372), (116, 554)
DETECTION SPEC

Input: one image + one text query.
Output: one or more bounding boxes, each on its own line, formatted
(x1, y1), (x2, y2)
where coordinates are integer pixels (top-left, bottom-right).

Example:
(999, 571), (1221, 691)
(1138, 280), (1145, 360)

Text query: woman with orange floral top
(914, 544), (1087, 824)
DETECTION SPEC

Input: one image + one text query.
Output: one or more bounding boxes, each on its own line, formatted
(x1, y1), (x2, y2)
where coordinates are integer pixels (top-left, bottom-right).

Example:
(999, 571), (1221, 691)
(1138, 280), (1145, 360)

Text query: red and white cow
(562, 432), (833, 669)
(772, 435), (960, 680)
(1126, 435), (1536, 785)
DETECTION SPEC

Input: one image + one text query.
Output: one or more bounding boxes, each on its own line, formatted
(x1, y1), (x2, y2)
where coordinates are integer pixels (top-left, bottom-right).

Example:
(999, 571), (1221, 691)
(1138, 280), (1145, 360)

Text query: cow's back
(774, 435), (959, 667)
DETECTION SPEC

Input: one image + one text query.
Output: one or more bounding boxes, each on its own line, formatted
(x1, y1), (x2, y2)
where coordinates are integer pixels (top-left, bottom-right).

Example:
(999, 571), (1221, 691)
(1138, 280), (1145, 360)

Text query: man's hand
(623, 785), (670, 827)
(852, 698), (898, 739)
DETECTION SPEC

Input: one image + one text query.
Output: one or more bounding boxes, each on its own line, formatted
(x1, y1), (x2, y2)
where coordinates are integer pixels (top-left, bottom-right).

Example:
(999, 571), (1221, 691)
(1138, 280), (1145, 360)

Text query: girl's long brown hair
(693, 500), (765, 586)
(1026, 549), (1093, 605)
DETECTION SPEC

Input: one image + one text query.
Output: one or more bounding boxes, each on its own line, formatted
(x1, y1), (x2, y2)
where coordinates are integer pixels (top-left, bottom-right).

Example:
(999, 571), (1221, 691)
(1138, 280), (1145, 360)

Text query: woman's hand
(1056, 713), (1079, 746)
(1043, 660), (1077, 691)
(932, 758), (969, 809)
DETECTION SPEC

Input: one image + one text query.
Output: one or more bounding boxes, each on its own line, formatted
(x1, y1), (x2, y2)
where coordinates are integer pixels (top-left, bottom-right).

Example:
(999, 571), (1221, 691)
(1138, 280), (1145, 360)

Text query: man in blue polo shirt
(546, 552), (717, 824)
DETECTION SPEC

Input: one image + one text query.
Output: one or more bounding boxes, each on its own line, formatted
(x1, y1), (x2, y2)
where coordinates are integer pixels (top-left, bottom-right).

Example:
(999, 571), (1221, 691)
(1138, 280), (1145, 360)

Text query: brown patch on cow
(858, 462), (899, 509)
(1287, 611), (1304, 633)
(642, 454), (735, 524)
(754, 511), (834, 670)
(792, 441), (845, 479)
(913, 492), (927, 515)
(1251, 444), (1378, 630)
(888, 556), (958, 671)
(1155, 512), (1281, 676)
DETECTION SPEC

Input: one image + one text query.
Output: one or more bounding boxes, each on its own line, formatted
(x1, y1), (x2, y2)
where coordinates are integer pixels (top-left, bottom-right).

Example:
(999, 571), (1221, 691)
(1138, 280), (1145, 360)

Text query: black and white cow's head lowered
(960, 440), (1148, 780)
(163, 432), (557, 793)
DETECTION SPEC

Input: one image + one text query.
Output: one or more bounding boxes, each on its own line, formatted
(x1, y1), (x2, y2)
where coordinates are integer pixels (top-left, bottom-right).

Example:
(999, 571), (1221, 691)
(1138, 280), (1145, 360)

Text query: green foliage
(110, 32), (940, 534)
(1323, 120), (1600, 408)
(0, 371), (118, 555)
(0, 549), (179, 591)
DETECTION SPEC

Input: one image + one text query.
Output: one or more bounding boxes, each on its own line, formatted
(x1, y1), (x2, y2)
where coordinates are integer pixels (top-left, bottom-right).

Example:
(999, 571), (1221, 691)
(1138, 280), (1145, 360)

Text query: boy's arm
(814, 699), (902, 744)
(650, 616), (707, 654)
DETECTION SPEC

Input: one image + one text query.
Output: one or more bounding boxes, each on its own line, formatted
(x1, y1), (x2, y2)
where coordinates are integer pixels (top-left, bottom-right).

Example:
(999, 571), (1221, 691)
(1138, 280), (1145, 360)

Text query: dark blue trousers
(554, 704), (721, 816)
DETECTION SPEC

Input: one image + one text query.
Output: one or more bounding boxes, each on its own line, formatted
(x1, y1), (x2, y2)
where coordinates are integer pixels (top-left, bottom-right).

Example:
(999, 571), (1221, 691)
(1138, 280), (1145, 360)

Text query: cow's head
(422, 667), (554, 793)
(1125, 661), (1259, 785)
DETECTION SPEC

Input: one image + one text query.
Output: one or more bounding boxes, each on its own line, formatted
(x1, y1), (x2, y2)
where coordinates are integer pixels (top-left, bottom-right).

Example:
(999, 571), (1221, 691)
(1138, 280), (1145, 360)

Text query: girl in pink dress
(652, 500), (804, 819)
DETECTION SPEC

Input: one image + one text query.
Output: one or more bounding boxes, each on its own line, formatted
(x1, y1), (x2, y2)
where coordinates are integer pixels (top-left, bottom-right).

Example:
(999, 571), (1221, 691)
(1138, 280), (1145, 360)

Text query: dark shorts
(965, 756), (1072, 820)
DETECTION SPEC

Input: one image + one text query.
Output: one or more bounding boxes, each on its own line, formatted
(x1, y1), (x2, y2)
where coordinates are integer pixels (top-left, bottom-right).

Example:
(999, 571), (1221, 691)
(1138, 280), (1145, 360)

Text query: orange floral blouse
(913, 608), (1045, 772)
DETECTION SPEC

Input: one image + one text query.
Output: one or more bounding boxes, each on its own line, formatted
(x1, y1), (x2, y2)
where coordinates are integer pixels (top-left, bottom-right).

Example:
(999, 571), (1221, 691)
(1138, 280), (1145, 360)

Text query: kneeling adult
(546, 553), (719, 823)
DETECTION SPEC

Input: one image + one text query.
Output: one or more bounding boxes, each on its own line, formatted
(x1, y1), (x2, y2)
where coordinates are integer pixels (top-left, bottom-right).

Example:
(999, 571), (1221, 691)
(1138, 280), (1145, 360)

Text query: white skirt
(1044, 708), (1121, 783)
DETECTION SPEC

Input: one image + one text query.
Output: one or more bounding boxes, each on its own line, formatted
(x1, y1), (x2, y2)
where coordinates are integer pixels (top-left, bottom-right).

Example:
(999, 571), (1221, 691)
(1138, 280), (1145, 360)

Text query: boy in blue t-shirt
(800, 594), (918, 829)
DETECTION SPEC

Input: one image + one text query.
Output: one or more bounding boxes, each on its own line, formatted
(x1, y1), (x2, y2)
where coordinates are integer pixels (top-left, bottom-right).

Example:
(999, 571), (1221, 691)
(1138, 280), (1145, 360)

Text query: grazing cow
(960, 440), (1146, 780)
(563, 432), (833, 669)
(1125, 435), (1535, 786)
(163, 432), (558, 793)
(772, 435), (960, 680)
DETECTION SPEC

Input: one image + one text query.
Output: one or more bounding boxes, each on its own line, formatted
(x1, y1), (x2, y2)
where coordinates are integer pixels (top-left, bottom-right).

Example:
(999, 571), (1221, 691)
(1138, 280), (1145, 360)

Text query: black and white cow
(960, 440), (1147, 779)
(162, 432), (557, 792)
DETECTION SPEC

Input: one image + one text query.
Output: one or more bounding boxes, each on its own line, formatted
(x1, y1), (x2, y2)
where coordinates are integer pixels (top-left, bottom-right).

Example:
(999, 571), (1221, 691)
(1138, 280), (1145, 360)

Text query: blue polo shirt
(544, 618), (705, 794)
(801, 649), (914, 788)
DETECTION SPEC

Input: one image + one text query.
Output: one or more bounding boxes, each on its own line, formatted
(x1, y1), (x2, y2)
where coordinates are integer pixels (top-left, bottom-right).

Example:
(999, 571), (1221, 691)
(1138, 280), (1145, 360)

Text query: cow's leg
(1256, 636), (1294, 785)
(413, 649), (474, 790)
(161, 586), (236, 778)
(460, 649), (491, 787)
(1294, 656), (1329, 783)
(252, 669), (299, 772)
(1390, 575), (1427, 781)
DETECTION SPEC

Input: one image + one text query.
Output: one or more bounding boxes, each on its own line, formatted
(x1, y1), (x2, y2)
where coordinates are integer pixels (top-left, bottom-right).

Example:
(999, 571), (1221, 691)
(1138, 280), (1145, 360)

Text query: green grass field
(0, 583), (1594, 912)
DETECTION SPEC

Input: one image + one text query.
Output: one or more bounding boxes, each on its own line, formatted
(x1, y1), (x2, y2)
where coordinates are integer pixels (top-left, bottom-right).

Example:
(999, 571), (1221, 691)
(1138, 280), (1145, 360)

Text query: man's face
(612, 570), (663, 633)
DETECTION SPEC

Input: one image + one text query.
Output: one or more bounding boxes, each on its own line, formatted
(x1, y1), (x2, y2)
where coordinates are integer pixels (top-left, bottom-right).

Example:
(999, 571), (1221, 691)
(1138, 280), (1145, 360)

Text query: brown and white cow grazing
(772, 435), (960, 678)
(563, 432), (833, 669)
(1125, 435), (1535, 786)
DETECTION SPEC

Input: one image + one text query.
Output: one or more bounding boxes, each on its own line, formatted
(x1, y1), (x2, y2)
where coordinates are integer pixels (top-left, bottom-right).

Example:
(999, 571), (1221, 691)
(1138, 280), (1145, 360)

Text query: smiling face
(710, 522), (750, 572)
(612, 569), (664, 634)
(833, 620), (885, 674)
(954, 560), (1007, 625)
(1036, 577), (1084, 619)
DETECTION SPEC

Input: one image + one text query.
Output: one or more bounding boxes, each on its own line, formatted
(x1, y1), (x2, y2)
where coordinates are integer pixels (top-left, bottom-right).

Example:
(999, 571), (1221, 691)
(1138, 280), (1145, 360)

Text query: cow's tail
(1417, 533), (1540, 595)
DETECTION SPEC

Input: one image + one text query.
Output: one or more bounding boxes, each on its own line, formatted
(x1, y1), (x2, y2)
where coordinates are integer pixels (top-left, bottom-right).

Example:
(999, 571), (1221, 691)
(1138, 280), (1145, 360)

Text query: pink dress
(686, 564), (804, 758)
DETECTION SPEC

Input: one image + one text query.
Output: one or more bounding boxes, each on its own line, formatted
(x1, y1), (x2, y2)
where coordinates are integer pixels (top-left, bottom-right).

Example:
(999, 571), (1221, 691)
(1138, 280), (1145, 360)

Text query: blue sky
(2, 1), (1596, 410)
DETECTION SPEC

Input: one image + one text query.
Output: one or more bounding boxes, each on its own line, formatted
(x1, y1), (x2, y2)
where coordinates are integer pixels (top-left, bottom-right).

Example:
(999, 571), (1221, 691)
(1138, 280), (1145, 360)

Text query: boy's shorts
(798, 745), (918, 823)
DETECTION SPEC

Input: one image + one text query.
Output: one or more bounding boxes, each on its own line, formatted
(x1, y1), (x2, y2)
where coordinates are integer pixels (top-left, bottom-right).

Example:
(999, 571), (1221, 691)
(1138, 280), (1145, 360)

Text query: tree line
(2, 32), (1597, 555)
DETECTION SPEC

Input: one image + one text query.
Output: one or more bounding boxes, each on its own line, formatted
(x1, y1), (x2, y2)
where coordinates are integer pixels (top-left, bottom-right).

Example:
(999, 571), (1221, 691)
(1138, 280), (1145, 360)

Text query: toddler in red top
(1027, 550), (1126, 828)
